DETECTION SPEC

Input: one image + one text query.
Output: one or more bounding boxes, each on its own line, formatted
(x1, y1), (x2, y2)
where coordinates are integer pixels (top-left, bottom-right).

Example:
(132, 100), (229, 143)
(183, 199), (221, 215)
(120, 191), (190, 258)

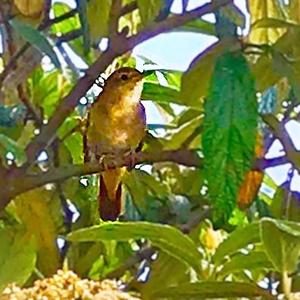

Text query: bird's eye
(121, 74), (129, 80)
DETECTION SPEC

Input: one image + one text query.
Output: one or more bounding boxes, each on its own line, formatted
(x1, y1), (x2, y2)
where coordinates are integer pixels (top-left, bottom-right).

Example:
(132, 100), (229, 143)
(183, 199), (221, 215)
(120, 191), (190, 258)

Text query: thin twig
(261, 114), (300, 169)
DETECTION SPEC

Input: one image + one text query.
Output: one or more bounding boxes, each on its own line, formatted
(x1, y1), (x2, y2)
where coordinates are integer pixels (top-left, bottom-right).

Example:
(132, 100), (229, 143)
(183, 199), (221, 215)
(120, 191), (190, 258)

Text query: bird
(85, 67), (146, 221)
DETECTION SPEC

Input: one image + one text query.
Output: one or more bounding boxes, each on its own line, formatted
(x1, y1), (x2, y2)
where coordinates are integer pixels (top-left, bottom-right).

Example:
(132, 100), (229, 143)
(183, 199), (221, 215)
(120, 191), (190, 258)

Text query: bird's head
(105, 67), (144, 91)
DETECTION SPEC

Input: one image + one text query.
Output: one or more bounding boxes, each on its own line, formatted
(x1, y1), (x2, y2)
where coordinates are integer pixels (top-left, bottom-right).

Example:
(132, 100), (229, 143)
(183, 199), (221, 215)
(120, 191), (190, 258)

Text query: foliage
(0, 0), (300, 299)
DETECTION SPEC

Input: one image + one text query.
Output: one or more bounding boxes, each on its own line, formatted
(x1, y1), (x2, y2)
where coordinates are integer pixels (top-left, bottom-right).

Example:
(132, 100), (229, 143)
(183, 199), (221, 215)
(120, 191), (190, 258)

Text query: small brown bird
(85, 67), (146, 221)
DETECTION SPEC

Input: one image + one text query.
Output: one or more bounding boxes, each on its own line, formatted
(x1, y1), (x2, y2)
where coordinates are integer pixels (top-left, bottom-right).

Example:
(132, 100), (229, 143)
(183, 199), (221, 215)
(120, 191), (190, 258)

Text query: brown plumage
(85, 67), (146, 220)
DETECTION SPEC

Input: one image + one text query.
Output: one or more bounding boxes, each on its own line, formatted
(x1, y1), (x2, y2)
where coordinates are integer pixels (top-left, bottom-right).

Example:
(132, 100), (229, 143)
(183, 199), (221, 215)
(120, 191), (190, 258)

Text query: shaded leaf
(175, 19), (215, 35)
(68, 222), (203, 273)
(137, 0), (162, 25)
(87, 0), (111, 43)
(11, 19), (60, 68)
(136, 252), (189, 299)
(0, 133), (26, 164)
(153, 281), (275, 300)
(77, 0), (90, 53)
(0, 227), (36, 291)
(180, 41), (227, 107)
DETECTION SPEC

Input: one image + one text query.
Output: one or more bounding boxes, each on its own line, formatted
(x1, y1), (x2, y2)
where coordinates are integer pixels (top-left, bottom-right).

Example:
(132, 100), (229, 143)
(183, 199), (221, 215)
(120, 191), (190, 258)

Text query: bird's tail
(98, 167), (126, 221)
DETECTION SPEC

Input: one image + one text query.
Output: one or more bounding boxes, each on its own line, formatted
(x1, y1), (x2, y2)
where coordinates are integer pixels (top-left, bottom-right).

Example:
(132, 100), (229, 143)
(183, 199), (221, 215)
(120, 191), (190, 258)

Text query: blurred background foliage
(0, 0), (300, 299)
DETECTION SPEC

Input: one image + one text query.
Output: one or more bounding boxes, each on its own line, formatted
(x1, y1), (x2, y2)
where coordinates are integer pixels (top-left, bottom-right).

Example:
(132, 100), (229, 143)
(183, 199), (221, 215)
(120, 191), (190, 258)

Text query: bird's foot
(123, 150), (139, 170)
(99, 154), (118, 170)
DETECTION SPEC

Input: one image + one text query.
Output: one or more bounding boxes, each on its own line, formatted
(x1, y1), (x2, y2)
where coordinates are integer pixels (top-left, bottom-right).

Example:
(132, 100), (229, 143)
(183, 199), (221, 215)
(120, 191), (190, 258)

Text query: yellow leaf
(87, 0), (111, 43)
(14, 188), (61, 276)
(248, 0), (286, 44)
(13, 0), (44, 19)
(180, 42), (225, 107)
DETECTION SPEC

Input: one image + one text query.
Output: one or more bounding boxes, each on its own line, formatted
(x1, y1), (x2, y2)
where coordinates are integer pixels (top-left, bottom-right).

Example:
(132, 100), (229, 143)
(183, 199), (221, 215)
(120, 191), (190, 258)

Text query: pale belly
(86, 103), (146, 159)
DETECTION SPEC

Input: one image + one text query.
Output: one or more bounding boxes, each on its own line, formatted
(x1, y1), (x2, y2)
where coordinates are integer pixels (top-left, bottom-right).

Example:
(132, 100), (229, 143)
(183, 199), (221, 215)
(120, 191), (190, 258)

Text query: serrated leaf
(0, 227), (36, 291)
(137, 0), (163, 25)
(11, 19), (60, 68)
(219, 251), (273, 277)
(213, 222), (260, 265)
(68, 222), (203, 273)
(260, 218), (300, 273)
(153, 281), (275, 300)
(87, 0), (111, 43)
(203, 51), (257, 221)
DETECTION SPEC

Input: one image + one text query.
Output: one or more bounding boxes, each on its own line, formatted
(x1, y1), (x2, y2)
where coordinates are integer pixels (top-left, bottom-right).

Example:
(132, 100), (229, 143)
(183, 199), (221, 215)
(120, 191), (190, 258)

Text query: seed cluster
(1, 270), (141, 300)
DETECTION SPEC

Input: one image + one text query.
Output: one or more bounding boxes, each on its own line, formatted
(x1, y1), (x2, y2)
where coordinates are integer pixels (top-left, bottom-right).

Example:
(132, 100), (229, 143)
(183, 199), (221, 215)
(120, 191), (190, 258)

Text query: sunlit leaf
(219, 251), (273, 277)
(248, 0), (286, 44)
(68, 222), (203, 273)
(0, 227), (36, 291)
(142, 83), (181, 104)
(213, 222), (260, 265)
(260, 218), (300, 273)
(14, 189), (62, 276)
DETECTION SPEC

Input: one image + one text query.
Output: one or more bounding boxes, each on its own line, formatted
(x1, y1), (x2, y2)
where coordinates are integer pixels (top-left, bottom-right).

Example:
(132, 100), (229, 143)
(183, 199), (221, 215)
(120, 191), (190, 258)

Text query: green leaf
(68, 222), (203, 273)
(87, 0), (111, 43)
(64, 132), (84, 164)
(180, 42), (226, 107)
(14, 189), (62, 276)
(51, 3), (80, 35)
(260, 218), (300, 273)
(203, 51), (257, 221)
(142, 83), (181, 104)
(0, 227), (36, 291)
(253, 18), (298, 29)
(213, 222), (260, 265)
(77, 0), (90, 53)
(175, 19), (215, 35)
(137, 252), (189, 298)
(219, 251), (273, 277)
(11, 19), (60, 69)
(0, 133), (26, 164)
(137, 0), (163, 25)
(153, 282), (275, 300)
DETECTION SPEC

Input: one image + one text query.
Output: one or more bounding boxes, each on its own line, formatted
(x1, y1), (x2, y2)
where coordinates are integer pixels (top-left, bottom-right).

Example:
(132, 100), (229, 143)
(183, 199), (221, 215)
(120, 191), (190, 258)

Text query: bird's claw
(123, 150), (139, 170)
(99, 154), (118, 170)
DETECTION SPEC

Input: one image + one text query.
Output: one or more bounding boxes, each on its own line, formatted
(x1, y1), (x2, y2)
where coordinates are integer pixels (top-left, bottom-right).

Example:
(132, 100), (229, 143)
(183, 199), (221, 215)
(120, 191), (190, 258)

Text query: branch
(261, 114), (300, 170)
(24, 0), (232, 164)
